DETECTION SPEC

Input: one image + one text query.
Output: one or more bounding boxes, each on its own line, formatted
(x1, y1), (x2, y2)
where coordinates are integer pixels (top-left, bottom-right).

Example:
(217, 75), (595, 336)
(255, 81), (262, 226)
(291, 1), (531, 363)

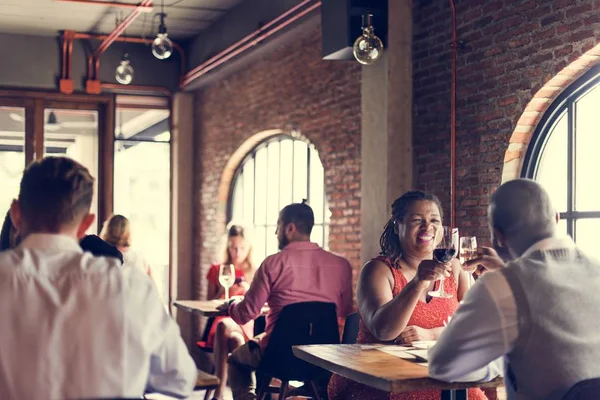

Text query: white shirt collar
(522, 235), (575, 258)
(20, 233), (82, 253)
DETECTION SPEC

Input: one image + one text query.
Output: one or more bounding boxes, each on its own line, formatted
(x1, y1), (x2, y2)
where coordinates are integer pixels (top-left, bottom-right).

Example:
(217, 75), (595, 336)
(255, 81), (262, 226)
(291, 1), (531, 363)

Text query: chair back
(260, 301), (340, 381)
(341, 312), (360, 344)
(563, 378), (600, 400)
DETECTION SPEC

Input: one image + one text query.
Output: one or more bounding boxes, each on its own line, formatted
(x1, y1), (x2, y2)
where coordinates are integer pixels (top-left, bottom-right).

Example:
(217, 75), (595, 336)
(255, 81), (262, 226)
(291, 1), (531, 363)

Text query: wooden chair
(256, 302), (340, 400)
(195, 368), (220, 392)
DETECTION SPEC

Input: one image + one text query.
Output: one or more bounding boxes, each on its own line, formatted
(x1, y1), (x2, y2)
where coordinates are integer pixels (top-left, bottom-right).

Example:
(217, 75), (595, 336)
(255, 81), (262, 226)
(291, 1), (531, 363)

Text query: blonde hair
(220, 224), (255, 269)
(100, 214), (131, 248)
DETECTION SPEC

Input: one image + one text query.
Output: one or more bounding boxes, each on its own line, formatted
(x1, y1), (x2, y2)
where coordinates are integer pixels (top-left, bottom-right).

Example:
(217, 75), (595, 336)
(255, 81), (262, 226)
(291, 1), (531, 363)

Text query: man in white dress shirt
(0, 157), (197, 399)
(429, 179), (600, 399)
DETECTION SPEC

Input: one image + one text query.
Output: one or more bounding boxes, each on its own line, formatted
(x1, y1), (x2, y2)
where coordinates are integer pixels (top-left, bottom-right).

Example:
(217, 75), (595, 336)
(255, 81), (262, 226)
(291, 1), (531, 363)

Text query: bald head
(489, 179), (557, 247)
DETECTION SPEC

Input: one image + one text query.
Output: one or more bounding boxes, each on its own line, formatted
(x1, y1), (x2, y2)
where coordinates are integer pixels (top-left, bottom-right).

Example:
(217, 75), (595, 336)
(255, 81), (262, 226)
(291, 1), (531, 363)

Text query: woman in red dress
(205, 225), (256, 400)
(328, 191), (487, 400)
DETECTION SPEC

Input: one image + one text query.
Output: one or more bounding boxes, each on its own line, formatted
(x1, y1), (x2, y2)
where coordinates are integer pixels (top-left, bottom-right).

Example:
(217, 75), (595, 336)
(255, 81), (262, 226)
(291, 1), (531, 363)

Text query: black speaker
(321, 0), (388, 60)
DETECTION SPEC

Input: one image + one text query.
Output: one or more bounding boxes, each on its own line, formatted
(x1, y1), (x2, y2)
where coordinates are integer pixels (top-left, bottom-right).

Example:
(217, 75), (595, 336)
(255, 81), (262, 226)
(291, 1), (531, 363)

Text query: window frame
(227, 134), (329, 256)
(521, 64), (600, 240)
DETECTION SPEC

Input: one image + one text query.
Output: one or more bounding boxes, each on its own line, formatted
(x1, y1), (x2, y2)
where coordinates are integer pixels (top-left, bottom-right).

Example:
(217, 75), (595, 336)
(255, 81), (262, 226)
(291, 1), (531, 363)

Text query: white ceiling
(0, 0), (245, 40)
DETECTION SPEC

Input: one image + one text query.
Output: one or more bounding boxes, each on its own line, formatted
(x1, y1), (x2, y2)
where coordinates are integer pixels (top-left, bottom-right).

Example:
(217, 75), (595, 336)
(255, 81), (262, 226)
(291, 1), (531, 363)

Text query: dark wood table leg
(441, 389), (468, 400)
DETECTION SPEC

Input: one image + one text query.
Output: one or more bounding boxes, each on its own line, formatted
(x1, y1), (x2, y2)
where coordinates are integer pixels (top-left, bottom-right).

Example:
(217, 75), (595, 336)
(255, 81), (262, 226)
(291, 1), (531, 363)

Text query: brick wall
(193, 22), (361, 300)
(413, 0), (600, 242)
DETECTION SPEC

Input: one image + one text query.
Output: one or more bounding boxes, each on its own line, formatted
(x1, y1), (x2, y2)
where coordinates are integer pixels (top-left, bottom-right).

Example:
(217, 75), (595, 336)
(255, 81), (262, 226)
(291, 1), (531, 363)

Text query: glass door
(43, 108), (99, 232)
(0, 105), (26, 216)
(113, 105), (171, 305)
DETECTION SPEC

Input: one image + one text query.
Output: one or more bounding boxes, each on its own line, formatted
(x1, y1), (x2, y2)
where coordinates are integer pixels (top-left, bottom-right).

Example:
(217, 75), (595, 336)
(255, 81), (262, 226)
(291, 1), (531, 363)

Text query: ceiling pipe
(449, 0), (457, 230)
(86, 0), (153, 94)
(182, 1), (321, 87)
(55, 0), (153, 12)
(182, 0), (320, 87)
(60, 30), (76, 94)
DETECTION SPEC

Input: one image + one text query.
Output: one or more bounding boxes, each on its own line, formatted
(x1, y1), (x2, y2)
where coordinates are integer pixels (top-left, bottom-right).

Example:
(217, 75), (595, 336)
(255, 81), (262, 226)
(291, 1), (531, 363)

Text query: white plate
(411, 341), (436, 349)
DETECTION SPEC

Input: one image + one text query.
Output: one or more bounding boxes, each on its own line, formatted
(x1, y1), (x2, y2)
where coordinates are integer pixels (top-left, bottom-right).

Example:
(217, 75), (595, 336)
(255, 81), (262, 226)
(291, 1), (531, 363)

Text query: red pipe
(67, 38), (74, 79)
(449, 0), (457, 229)
(61, 36), (68, 80)
(182, 0), (319, 86)
(56, 0), (153, 12)
(96, 0), (153, 57)
(183, 1), (321, 86)
(88, 0), (153, 81)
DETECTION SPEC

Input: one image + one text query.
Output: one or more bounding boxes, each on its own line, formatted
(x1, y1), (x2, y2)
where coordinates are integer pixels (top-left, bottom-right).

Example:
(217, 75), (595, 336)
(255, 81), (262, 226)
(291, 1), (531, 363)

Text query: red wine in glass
(429, 226), (458, 299)
(433, 248), (456, 263)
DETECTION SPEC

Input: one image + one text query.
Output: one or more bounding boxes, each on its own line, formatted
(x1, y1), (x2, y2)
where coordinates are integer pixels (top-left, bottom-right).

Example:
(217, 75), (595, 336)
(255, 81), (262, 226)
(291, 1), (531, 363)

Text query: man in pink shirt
(224, 201), (353, 400)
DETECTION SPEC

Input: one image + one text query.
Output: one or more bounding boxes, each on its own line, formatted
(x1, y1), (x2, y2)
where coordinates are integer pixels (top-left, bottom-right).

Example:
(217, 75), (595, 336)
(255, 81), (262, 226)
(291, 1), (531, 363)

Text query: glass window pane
(266, 142), (280, 225)
(229, 138), (330, 259)
(293, 141), (308, 202)
(254, 147), (267, 225)
(279, 140), (293, 209)
(311, 225), (324, 247)
(535, 111), (568, 213)
(254, 226), (266, 264)
(231, 175), (244, 223)
(575, 219), (600, 255)
(115, 109), (170, 142)
(575, 85), (600, 211)
(558, 218), (568, 237)
(266, 226), (278, 257)
(44, 109), (99, 232)
(243, 158), (255, 223)
(0, 106), (25, 216)
(309, 146), (325, 223)
(113, 140), (170, 305)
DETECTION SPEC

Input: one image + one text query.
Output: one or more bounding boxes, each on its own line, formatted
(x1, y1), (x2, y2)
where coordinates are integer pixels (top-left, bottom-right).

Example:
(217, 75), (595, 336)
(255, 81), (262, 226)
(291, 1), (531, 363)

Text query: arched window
(228, 135), (330, 262)
(522, 65), (600, 254)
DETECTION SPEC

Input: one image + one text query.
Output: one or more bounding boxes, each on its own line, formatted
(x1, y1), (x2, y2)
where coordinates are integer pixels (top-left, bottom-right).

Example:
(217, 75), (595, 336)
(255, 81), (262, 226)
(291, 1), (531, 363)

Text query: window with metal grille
(228, 135), (330, 263)
(522, 65), (600, 255)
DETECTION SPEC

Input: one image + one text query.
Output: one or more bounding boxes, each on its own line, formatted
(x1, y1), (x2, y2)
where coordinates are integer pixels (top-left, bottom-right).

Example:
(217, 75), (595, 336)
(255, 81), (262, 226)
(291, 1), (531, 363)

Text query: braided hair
(379, 191), (443, 266)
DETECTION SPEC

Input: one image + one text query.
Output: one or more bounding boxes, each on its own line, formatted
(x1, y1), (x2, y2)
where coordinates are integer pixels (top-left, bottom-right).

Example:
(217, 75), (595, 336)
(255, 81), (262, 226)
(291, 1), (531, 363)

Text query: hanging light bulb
(115, 53), (134, 85)
(353, 12), (384, 65)
(152, 12), (173, 60)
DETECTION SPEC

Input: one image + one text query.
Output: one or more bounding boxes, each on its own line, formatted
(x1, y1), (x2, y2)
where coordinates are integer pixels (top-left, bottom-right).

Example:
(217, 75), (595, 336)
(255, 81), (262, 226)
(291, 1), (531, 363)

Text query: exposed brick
(413, 0), (594, 231)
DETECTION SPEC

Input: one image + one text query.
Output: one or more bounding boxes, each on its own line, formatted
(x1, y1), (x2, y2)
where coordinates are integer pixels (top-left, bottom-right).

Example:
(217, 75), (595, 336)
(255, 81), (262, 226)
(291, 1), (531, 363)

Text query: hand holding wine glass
(429, 226), (458, 298)
(463, 246), (505, 276)
(459, 236), (478, 271)
(218, 264), (236, 301)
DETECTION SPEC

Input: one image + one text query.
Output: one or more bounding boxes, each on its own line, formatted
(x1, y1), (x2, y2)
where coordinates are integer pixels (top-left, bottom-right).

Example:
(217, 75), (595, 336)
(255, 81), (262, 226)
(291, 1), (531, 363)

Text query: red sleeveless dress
(327, 256), (487, 400)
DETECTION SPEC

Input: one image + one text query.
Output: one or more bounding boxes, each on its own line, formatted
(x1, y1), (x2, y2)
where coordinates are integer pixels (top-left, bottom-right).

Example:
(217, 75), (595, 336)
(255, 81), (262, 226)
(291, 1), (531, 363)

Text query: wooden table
(293, 344), (503, 399)
(174, 300), (269, 317)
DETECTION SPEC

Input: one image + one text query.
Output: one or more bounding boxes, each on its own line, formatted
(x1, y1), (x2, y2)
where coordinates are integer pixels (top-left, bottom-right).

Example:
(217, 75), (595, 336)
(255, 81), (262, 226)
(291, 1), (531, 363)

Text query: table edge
(293, 345), (504, 393)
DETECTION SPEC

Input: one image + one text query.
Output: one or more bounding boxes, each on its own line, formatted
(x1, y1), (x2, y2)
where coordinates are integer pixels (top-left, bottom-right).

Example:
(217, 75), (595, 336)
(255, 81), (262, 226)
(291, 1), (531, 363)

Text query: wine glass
(218, 264), (235, 301)
(459, 236), (478, 265)
(429, 226), (458, 299)
(459, 236), (478, 288)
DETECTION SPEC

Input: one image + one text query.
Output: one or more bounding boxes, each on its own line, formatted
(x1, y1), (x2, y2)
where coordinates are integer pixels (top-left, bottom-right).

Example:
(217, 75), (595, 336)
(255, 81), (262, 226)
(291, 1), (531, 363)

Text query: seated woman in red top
(328, 191), (486, 400)
(205, 224), (256, 400)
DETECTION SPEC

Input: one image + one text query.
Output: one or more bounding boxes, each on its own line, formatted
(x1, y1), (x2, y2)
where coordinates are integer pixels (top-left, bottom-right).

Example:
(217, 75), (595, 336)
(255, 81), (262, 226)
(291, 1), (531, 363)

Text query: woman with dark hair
(328, 191), (485, 400)
(204, 224), (256, 400)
